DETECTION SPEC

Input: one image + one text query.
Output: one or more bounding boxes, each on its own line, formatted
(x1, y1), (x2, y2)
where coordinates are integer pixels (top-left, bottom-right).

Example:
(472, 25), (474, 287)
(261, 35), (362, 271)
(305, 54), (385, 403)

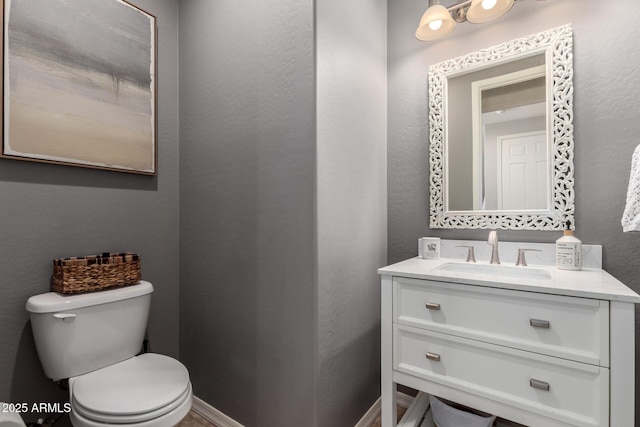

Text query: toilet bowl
(26, 281), (192, 427)
(69, 353), (192, 427)
(0, 406), (26, 427)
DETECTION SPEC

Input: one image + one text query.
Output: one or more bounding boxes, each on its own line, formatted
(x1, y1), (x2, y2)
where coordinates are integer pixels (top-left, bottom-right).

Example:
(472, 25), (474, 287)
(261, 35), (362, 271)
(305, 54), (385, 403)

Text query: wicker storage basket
(52, 253), (141, 294)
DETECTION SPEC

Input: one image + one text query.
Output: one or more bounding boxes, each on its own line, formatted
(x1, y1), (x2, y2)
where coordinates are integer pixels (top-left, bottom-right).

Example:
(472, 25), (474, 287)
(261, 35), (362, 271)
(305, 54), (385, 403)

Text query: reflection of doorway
(496, 130), (547, 210)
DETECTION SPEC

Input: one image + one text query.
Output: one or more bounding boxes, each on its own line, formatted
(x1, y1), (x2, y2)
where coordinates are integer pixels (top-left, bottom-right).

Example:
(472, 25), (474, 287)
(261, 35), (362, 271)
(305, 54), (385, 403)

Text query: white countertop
(378, 257), (640, 304)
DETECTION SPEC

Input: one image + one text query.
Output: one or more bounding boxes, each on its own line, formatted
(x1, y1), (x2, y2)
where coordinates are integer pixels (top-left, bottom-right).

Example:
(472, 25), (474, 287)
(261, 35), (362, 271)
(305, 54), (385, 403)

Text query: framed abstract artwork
(1, 0), (157, 175)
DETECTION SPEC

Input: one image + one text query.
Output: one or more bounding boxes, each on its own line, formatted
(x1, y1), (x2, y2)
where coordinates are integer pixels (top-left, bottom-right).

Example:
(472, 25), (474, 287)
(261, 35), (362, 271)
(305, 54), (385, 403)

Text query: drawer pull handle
(425, 352), (441, 362)
(425, 302), (441, 310)
(530, 379), (550, 391)
(530, 319), (550, 329)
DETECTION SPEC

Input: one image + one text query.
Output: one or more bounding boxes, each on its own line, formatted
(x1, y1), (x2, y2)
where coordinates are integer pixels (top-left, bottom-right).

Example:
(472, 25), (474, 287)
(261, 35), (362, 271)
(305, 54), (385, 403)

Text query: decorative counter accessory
(421, 237), (441, 260)
(556, 221), (582, 270)
(429, 395), (496, 427)
(52, 252), (141, 294)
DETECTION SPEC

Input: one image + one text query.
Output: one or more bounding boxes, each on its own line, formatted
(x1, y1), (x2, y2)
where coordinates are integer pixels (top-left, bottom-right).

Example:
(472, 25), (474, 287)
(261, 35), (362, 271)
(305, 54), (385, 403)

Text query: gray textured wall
(178, 1), (317, 426)
(0, 0), (179, 423)
(388, 0), (640, 423)
(179, 0), (387, 425)
(316, 0), (387, 425)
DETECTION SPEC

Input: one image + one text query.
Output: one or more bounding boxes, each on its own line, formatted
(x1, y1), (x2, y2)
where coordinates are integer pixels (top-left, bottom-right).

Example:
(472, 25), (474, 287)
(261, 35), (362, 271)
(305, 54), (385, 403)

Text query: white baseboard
(354, 392), (416, 427)
(191, 396), (244, 427)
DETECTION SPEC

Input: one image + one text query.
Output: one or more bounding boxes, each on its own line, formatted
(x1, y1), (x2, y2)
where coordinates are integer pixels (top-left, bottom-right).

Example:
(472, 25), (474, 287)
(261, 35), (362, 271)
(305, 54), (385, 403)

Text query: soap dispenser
(556, 220), (582, 270)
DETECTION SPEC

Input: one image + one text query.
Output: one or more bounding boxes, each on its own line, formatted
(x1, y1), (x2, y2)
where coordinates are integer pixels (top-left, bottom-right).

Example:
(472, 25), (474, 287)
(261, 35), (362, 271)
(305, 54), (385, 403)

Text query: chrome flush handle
(53, 313), (76, 322)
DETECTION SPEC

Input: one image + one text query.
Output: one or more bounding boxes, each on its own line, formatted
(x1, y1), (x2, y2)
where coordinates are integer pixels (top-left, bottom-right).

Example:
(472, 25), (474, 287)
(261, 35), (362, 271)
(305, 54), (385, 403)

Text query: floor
(178, 403), (522, 427)
(179, 410), (218, 427)
(370, 405), (408, 427)
(178, 405), (409, 427)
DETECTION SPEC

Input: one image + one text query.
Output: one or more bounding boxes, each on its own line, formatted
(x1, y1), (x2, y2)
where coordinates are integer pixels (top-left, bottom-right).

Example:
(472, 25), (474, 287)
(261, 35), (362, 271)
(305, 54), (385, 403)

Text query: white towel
(622, 145), (640, 232)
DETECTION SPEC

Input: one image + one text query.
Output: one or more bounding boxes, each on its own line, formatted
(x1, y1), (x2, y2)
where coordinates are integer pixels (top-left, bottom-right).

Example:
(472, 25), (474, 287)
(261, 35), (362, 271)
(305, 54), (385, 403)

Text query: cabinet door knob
(530, 379), (550, 391)
(425, 302), (441, 310)
(530, 319), (550, 329)
(425, 352), (441, 362)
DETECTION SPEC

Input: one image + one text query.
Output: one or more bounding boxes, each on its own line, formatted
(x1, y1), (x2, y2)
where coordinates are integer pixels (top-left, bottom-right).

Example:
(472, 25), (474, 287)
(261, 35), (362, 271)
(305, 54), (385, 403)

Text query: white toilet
(26, 281), (192, 427)
(0, 406), (26, 427)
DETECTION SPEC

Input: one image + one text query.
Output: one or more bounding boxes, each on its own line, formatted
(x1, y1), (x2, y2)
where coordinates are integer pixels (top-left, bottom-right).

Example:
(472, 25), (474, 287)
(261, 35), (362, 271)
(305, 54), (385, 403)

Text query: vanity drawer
(393, 277), (609, 366)
(394, 324), (608, 427)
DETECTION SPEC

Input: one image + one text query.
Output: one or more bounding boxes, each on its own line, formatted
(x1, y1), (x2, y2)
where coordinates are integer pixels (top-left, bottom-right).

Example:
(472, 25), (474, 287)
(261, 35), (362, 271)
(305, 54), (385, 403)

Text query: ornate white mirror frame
(429, 24), (574, 230)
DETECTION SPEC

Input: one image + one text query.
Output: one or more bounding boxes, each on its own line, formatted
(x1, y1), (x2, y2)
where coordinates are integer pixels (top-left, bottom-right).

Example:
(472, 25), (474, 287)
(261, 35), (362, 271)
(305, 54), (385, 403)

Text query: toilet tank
(26, 281), (153, 381)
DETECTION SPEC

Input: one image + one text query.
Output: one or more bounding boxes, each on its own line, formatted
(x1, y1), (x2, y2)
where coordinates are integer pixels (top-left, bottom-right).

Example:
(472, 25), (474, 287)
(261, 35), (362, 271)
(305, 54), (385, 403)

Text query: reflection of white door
(497, 131), (547, 210)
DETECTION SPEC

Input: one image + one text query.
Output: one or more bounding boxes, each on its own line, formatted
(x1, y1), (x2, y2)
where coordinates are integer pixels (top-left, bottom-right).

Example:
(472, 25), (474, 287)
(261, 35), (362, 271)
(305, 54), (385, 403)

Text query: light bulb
(466, 0), (513, 24)
(482, 0), (497, 9)
(429, 19), (443, 31)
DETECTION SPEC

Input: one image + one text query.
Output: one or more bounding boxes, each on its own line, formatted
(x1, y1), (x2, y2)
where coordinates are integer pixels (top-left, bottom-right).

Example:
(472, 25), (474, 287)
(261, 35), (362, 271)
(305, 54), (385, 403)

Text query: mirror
(429, 25), (574, 230)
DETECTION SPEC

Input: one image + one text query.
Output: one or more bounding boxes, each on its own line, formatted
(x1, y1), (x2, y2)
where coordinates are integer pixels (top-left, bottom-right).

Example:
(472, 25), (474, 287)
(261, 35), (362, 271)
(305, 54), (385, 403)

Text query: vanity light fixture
(416, 0), (516, 41)
(415, 0), (457, 41)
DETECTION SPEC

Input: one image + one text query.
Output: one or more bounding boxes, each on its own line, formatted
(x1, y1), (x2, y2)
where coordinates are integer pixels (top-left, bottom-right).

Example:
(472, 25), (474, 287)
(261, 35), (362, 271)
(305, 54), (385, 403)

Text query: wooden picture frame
(1, 0), (157, 175)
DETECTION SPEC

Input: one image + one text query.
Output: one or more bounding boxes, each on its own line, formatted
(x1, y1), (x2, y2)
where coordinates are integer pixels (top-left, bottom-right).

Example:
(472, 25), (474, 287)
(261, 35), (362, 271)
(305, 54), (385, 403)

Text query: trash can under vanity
(429, 395), (496, 427)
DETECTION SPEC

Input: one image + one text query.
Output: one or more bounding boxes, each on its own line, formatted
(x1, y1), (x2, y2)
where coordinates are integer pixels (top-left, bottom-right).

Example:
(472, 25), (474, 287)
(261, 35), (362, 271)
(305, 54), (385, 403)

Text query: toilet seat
(73, 383), (192, 424)
(70, 353), (191, 425)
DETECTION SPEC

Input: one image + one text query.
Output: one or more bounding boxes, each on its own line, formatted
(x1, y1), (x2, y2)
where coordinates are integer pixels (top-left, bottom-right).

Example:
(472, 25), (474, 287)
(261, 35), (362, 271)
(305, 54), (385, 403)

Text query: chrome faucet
(488, 230), (500, 264)
(456, 245), (476, 262)
(516, 248), (542, 266)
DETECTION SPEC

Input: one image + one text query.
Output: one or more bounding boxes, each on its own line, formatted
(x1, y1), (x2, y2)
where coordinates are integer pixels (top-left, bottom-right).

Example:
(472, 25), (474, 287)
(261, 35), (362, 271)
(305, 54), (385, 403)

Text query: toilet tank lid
(26, 281), (153, 313)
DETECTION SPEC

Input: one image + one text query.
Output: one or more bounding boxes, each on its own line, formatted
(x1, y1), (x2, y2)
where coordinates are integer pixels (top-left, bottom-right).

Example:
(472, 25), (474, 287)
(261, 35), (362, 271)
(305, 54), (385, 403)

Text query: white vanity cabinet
(379, 257), (640, 427)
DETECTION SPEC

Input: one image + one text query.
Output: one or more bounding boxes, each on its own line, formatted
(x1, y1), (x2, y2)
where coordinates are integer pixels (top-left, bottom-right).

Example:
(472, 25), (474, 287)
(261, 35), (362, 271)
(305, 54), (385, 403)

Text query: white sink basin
(436, 262), (551, 280)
